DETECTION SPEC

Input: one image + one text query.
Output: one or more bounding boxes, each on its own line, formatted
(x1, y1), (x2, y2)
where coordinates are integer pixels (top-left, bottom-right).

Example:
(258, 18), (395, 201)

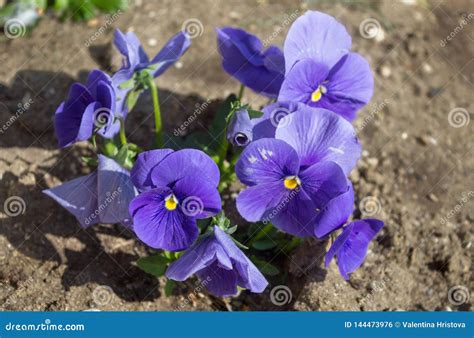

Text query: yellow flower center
(311, 85), (327, 102)
(284, 176), (300, 190)
(164, 194), (178, 211)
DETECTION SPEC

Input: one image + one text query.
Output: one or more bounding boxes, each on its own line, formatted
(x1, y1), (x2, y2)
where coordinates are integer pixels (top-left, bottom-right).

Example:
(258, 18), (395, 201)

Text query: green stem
(147, 77), (163, 148)
(249, 222), (274, 246)
(119, 119), (127, 146)
(217, 135), (229, 173)
(284, 237), (302, 253)
(238, 84), (245, 101)
(91, 134), (97, 151)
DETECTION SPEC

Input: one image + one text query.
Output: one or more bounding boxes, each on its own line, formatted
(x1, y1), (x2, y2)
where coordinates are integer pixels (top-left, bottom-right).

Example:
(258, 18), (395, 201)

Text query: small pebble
(87, 18), (99, 28)
(401, 132), (408, 140)
(380, 65), (391, 78)
(174, 61), (183, 69)
(428, 193), (439, 202)
(229, 11), (241, 20)
(147, 38), (158, 47)
(422, 63), (433, 74)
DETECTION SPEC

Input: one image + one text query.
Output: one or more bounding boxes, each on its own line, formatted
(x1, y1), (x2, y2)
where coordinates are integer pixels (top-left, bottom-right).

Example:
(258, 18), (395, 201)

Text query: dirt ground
(0, 0), (472, 311)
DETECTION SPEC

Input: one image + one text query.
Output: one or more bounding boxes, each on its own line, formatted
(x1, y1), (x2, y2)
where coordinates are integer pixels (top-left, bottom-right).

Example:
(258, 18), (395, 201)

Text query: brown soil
(0, 0), (472, 311)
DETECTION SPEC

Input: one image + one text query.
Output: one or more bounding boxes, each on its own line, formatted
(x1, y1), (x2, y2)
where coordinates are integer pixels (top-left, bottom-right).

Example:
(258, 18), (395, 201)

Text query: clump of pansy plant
(43, 10), (384, 300)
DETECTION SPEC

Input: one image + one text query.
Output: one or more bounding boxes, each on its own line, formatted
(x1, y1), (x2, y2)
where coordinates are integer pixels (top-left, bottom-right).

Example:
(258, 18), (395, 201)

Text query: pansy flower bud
(227, 109), (253, 146)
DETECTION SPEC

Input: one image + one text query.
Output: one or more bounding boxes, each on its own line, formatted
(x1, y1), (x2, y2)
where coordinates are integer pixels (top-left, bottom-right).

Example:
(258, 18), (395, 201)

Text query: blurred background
(0, 0), (472, 311)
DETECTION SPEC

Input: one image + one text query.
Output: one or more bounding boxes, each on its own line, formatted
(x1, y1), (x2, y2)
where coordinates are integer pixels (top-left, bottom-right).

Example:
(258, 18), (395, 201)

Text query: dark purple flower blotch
(325, 219), (384, 280)
(216, 27), (285, 97)
(129, 149), (221, 251)
(112, 29), (191, 118)
(43, 155), (138, 228)
(227, 109), (253, 146)
(55, 69), (119, 148)
(279, 11), (373, 121)
(166, 226), (268, 297)
(236, 108), (360, 237)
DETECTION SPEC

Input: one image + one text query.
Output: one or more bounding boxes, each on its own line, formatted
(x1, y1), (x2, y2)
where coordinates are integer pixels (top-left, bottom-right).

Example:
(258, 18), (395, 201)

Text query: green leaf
(102, 140), (118, 157)
(81, 156), (98, 167)
(125, 88), (143, 112)
(251, 256), (280, 276)
(260, 263), (280, 276)
(252, 239), (277, 251)
(91, 0), (128, 12)
(164, 279), (175, 297)
(226, 225), (238, 235)
(136, 254), (170, 277)
(248, 109), (264, 119)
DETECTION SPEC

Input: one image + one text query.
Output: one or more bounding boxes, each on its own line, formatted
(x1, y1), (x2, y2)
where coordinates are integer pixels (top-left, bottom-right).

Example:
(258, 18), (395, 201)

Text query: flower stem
(147, 77), (163, 148)
(119, 119), (127, 146)
(249, 222), (274, 246)
(238, 84), (245, 101)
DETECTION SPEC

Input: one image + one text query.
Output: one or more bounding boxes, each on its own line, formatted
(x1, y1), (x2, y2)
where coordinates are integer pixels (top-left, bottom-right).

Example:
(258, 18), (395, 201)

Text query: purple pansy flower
(325, 219), (384, 280)
(112, 29), (191, 117)
(278, 11), (374, 121)
(235, 108), (361, 237)
(129, 149), (221, 251)
(43, 155), (137, 227)
(55, 69), (119, 148)
(227, 108), (253, 146)
(166, 226), (268, 297)
(216, 27), (285, 97)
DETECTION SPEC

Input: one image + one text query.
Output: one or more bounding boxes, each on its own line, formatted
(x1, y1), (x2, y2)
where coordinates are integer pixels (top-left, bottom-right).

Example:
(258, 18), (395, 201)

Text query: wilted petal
(97, 155), (138, 227)
(196, 262), (238, 297)
(214, 226), (268, 293)
(325, 219), (384, 280)
(166, 235), (229, 281)
(43, 173), (98, 228)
